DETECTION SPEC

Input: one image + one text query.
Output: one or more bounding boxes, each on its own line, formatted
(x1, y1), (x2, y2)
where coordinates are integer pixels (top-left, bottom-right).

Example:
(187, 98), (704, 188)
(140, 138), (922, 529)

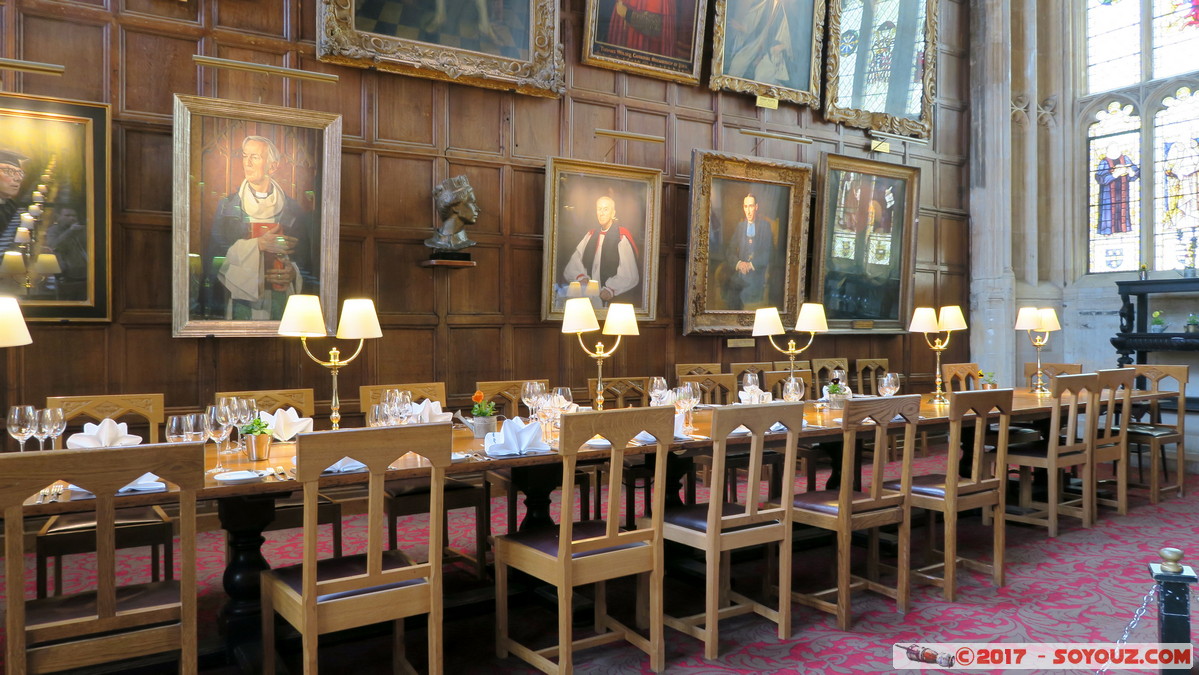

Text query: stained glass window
(1086, 0), (1142, 94)
(1152, 0), (1199, 79)
(835, 0), (926, 119)
(1153, 87), (1199, 269)
(1088, 103), (1143, 273)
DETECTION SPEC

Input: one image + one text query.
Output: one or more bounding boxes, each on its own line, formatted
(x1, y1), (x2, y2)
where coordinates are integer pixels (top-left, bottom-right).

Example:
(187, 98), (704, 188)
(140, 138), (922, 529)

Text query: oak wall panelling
(0, 0), (971, 421)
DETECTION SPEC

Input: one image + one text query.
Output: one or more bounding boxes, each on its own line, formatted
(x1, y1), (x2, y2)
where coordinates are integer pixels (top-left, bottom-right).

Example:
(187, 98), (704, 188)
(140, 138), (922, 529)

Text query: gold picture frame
(541, 157), (662, 322)
(582, 0), (709, 85)
(683, 150), (813, 335)
(0, 93), (111, 321)
(811, 153), (919, 332)
(172, 95), (342, 338)
(708, 0), (826, 107)
(318, 0), (564, 97)
(823, 0), (939, 139)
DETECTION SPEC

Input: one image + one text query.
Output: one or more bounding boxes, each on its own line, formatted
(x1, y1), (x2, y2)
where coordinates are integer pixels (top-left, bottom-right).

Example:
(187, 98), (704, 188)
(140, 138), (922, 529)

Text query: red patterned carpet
(3, 452), (1196, 674)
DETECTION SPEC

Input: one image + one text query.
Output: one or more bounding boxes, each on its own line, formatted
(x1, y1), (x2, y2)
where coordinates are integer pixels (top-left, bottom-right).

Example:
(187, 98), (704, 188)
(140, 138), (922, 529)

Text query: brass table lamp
(562, 298), (638, 411)
(909, 305), (968, 405)
(1015, 307), (1060, 396)
(279, 295), (382, 429)
(752, 304), (828, 376)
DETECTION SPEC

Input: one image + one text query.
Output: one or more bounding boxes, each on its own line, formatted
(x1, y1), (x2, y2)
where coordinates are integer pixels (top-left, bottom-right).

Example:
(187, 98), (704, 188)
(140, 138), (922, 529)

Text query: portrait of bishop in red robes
(601, 0), (679, 58)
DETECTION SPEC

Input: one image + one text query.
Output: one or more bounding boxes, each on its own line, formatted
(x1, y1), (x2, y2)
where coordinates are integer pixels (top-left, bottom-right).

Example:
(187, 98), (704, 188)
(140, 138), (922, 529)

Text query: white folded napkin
(674, 413), (690, 440)
(66, 419), (142, 449)
(484, 417), (550, 457)
(324, 457), (367, 473)
(770, 421), (795, 432)
(68, 472), (165, 498)
(412, 399), (453, 423)
(258, 408), (313, 441)
(649, 390), (676, 407)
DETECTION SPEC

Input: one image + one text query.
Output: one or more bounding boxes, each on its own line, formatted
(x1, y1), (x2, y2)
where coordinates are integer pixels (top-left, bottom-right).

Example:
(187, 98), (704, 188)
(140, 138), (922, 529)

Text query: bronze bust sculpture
(425, 175), (479, 253)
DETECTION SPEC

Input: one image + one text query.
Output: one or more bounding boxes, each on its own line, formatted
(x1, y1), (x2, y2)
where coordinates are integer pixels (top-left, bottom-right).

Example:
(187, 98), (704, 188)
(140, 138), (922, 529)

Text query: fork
(51, 484), (64, 502)
(37, 488), (49, 504)
(274, 466), (289, 481)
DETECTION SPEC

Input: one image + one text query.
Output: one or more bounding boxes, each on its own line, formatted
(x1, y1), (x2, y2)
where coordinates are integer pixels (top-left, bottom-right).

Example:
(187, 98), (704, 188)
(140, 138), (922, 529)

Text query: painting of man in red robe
(600, 0), (678, 58)
(1095, 142), (1140, 236)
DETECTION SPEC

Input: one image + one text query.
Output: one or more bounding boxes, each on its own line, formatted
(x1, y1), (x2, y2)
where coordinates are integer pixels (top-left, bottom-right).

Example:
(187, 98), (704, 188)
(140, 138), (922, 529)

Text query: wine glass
(46, 408), (66, 450)
(32, 408), (54, 451)
(552, 386), (573, 410)
(367, 404), (386, 428)
(521, 381), (545, 419)
(394, 390), (413, 424)
(742, 371), (761, 393)
(7, 405), (36, 452)
(187, 412), (210, 443)
(648, 376), (669, 406)
(783, 377), (806, 403)
(166, 415), (190, 443)
(216, 401), (238, 456)
(878, 372), (901, 397)
(236, 398), (258, 447)
(205, 405), (232, 474)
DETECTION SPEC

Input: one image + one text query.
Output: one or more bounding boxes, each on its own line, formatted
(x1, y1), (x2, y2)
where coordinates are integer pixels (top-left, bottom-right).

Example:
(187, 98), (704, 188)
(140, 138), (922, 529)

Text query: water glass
(33, 409), (54, 451)
(7, 405), (36, 452)
(783, 377), (806, 402)
(394, 390), (413, 424)
(206, 405), (232, 474)
(521, 381), (545, 419)
(742, 371), (761, 394)
(648, 376), (669, 406)
(166, 415), (190, 443)
(215, 400), (238, 456)
(187, 413), (210, 442)
(368, 403), (387, 428)
(878, 372), (901, 397)
(46, 408), (66, 450)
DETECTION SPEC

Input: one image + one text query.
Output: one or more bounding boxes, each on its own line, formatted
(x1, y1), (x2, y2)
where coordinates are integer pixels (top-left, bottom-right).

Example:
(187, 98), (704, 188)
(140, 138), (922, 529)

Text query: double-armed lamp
(1015, 307), (1061, 395)
(561, 298), (638, 411)
(279, 295), (382, 429)
(752, 303), (829, 376)
(909, 305), (968, 404)
(0, 296), (32, 347)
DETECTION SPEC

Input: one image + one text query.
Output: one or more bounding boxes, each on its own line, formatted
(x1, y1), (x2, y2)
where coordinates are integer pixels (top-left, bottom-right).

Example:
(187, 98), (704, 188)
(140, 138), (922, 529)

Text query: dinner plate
(213, 471), (263, 485)
(451, 452), (472, 463)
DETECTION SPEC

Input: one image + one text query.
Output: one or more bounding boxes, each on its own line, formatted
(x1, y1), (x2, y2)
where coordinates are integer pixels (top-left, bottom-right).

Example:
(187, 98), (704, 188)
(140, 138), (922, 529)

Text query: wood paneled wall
(0, 0), (971, 419)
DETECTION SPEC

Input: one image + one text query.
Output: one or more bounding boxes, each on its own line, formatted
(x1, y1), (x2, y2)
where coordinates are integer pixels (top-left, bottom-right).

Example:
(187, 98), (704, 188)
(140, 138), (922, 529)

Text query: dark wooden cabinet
(1111, 277), (1199, 367)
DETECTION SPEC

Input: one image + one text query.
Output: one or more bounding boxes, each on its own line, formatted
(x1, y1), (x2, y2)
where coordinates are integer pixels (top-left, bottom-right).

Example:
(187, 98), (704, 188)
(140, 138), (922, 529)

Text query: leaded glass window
(1086, 0), (1142, 94)
(1088, 103), (1142, 272)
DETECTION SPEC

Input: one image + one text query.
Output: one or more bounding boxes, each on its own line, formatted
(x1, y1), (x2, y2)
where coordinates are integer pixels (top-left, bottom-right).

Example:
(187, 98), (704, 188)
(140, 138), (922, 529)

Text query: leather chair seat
(791, 489), (871, 515)
(499, 520), (644, 559)
(1006, 441), (1085, 459)
(43, 507), (164, 533)
(881, 474), (992, 498)
(385, 476), (479, 497)
(662, 503), (777, 534)
(26, 580), (180, 628)
(272, 549), (422, 602)
(1123, 423), (1178, 438)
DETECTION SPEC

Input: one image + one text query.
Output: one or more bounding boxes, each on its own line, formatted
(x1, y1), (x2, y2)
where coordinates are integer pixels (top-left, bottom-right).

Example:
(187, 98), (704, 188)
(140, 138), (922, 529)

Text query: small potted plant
(826, 381), (850, 409)
(468, 390), (497, 438)
(1150, 310), (1169, 333)
(978, 371), (998, 390)
(240, 417), (273, 461)
(1187, 313), (1199, 334)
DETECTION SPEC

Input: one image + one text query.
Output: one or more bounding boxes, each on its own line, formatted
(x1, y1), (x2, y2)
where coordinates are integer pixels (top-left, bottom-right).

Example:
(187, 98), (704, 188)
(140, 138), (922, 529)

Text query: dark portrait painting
(583, 0), (708, 84)
(353, 0), (532, 61)
(705, 178), (791, 312)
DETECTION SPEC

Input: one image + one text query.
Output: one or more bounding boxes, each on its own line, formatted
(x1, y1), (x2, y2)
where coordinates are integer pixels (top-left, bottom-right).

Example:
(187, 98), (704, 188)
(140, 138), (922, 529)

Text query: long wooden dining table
(18, 387), (1167, 660)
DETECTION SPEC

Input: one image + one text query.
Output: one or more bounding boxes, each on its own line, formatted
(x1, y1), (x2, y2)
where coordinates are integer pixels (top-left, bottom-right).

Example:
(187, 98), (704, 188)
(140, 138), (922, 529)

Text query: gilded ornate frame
(0, 93), (111, 321)
(684, 150), (813, 335)
(708, 0), (826, 107)
(823, 0), (939, 139)
(811, 153), (919, 332)
(541, 157), (662, 322)
(317, 0), (564, 97)
(172, 95), (341, 338)
(582, 0), (709, 85)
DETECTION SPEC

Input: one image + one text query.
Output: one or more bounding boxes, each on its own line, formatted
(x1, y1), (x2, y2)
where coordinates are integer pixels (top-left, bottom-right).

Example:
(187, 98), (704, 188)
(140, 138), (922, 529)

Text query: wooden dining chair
(1006, 373), (1097, 537)
(680, 373), (736, 405)
(891, 389), (1011, 601)
(359, 382), (448, 409)
(1023, 362), (1083, 388)
(261, 425), (451, 675)
(495, 407), (673, 673)
(4, 441), (204, 674)
(811, 358), (849, 390)
(1122, 364), (1188, 503)
(790, 395), (921, 631)
(941, 362), (980, 392)
(773, 360), (809, 372)
(854, 358), (889, 396)
(216, 388), (344, 558)
(674, 362), (722, 378)
(662, 403), (803, 659)
(1091, 369), (1133, 520)
(37, 394), (173, 598)
(481, 379), (598, 537)
(729, 362), (773, 384)
(361, 381), (487, 578)
(587, 376), (650, 408)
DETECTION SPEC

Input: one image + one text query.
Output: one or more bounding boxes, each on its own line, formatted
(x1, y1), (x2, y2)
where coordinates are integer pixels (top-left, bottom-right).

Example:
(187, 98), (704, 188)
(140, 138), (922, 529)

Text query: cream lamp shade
(938, 305), (968, 331)
(14, 227), (31, 244)
(908, 307), (939, 333)
(336, 299), (383, 339)
(0, 296), (31, 347)
(795, 303), (829, 332)
(601, 302), (639, 336)
(1014, 307), (1061, 332)
(33, 253), (61, 274)
(0, 251), (25, 275)
(752, 307), (785, 336)
(561, 297), (600, 333)
(277, 294), (328, 337)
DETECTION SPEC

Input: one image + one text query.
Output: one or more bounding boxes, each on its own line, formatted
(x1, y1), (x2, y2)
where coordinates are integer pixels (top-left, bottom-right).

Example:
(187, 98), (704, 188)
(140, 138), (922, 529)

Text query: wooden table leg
(217, 494), (278, 652)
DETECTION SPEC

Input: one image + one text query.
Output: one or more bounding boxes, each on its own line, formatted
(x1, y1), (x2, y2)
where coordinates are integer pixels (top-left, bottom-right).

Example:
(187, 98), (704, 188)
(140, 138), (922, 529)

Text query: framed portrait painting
(317, 0), (564, 97)
(823, 0), (939, 139)
(541, 157), (662, 322)
(811, 153), (919, 332)
(0, 93), (110, 321)
(582, 0), (709, 85)
(172, 95), (341, 338)
(709, 0), (825, 107)
(683, 151), (812, 335)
